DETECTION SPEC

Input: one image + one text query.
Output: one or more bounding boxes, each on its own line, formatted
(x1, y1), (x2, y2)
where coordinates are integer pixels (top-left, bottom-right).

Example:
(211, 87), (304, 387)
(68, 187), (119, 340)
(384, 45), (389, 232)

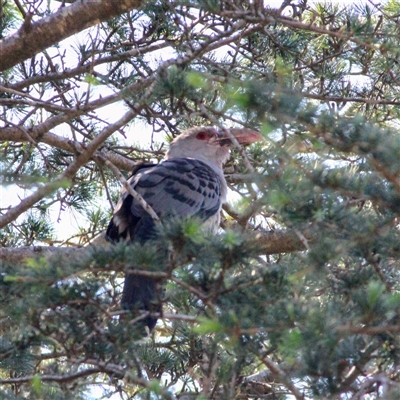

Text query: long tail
(121, 274), (161, 331)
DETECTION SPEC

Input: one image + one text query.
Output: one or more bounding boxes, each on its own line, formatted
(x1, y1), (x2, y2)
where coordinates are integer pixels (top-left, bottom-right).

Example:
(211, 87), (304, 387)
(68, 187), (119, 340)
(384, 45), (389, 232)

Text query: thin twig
(199, 103), (255, 173)
(102, 158), (161, 225)
(259, 355), (304, 400)
(96, 161), (116, 213)
(0, 108), (138, 229)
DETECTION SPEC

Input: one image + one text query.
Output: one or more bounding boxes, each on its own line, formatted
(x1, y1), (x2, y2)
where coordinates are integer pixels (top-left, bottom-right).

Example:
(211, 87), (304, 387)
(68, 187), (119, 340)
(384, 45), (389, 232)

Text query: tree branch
(0, 108), (138, 228)
(0, 228), (307, 265)
(102, 158), (161, 224)
(4, 41), (171, 91)
(0, 0), (145, 72)
(259, 355), (304, 400)
(0, 368), (103, 384)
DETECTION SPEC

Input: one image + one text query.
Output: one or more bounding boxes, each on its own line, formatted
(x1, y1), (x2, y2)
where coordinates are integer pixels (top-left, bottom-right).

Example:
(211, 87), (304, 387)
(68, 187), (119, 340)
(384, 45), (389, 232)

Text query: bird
(106, 126), (261, 331)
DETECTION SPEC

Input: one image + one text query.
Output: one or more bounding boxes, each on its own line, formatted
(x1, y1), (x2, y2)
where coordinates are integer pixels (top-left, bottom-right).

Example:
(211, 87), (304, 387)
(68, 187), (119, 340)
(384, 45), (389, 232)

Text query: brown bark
(251, 229), (308, 255)
(0, 228), (307, 266)
(0, 116), (136, 172)
(0, 0), (144, 72)
(0, 108), (138, 228)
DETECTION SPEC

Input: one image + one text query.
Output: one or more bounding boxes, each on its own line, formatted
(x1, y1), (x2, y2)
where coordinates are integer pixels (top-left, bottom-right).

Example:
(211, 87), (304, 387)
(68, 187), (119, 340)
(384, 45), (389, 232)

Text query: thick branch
(0, 0), (144, 72)
(0, 246), (80, 264)
(0, 368), (103, 384)
(0, 108), (138, 228)
(0, 120), (136, 172)
(0, 228), (307, 265)
(251, 229), (307, 254)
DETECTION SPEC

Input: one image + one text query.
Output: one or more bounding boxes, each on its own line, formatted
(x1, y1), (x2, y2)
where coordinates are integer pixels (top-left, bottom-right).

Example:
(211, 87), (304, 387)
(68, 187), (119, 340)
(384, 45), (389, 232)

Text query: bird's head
(165, 126), (261, 169)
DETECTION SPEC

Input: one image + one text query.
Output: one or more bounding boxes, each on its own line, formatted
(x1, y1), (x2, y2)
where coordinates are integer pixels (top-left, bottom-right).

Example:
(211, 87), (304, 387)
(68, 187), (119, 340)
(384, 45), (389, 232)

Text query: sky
(1, 0), (380, 242)
(0, 0), (384, 398)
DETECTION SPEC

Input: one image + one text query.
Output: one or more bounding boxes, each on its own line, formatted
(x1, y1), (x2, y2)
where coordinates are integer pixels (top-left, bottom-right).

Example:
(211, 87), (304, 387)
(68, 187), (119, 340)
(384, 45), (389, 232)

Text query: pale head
(165, 126), (262, 171)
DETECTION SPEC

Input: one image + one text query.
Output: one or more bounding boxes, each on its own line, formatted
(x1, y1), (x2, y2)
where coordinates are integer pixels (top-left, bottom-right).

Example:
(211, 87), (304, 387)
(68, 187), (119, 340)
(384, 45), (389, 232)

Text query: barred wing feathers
(106, 158), (224, 330)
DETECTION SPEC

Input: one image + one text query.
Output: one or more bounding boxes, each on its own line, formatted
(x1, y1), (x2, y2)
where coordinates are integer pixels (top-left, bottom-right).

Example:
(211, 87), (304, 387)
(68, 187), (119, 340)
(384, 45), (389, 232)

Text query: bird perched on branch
(106, 126), (261, 331)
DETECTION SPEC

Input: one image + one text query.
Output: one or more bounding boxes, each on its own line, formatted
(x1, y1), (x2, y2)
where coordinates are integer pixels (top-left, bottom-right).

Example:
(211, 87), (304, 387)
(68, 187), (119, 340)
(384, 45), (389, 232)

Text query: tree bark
(0, 228), (307, 265)
(0, 0), (144, 72)
(0, 108), (138, 228)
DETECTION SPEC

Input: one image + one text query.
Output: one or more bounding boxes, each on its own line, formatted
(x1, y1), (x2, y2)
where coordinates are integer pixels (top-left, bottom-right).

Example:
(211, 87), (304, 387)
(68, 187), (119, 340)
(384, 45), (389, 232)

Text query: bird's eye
(196, 132), (208, 140)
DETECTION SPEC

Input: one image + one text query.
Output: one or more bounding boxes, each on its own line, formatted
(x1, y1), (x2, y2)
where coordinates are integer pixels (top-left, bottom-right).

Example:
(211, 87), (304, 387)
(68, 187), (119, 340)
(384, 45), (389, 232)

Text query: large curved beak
(230, 128), (263, 145)
(218, 128), (262, 146)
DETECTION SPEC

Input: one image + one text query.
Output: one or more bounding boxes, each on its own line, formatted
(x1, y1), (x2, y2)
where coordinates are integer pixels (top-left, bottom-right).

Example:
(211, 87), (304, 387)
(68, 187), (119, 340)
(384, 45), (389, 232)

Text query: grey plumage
(110, 158), (224, 239)
(106, 126), (261, 330)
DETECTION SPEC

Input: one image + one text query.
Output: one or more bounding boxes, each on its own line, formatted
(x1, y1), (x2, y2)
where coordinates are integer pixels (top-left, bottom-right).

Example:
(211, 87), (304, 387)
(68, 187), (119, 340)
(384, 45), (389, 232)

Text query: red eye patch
(196, 132), (209, 140)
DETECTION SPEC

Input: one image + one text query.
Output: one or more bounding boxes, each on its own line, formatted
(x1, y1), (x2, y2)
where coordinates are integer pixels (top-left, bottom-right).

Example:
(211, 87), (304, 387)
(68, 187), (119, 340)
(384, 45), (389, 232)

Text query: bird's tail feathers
(121, 274), (161, 331)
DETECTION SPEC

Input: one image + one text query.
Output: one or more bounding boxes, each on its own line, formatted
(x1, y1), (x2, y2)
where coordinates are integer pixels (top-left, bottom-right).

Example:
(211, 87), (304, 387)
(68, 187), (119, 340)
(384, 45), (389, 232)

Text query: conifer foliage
(1, 0), (400, 399)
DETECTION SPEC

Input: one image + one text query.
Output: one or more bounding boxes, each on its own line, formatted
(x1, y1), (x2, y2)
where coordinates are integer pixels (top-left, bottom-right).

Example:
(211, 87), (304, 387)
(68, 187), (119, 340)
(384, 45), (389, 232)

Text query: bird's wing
(106, 158), (223, 243)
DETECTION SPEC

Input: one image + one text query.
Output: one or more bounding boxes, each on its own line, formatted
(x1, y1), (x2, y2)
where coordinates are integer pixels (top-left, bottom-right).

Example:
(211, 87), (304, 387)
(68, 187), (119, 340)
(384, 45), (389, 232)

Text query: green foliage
(2, 0), (400, 399)
(0, 2), (20, 39)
